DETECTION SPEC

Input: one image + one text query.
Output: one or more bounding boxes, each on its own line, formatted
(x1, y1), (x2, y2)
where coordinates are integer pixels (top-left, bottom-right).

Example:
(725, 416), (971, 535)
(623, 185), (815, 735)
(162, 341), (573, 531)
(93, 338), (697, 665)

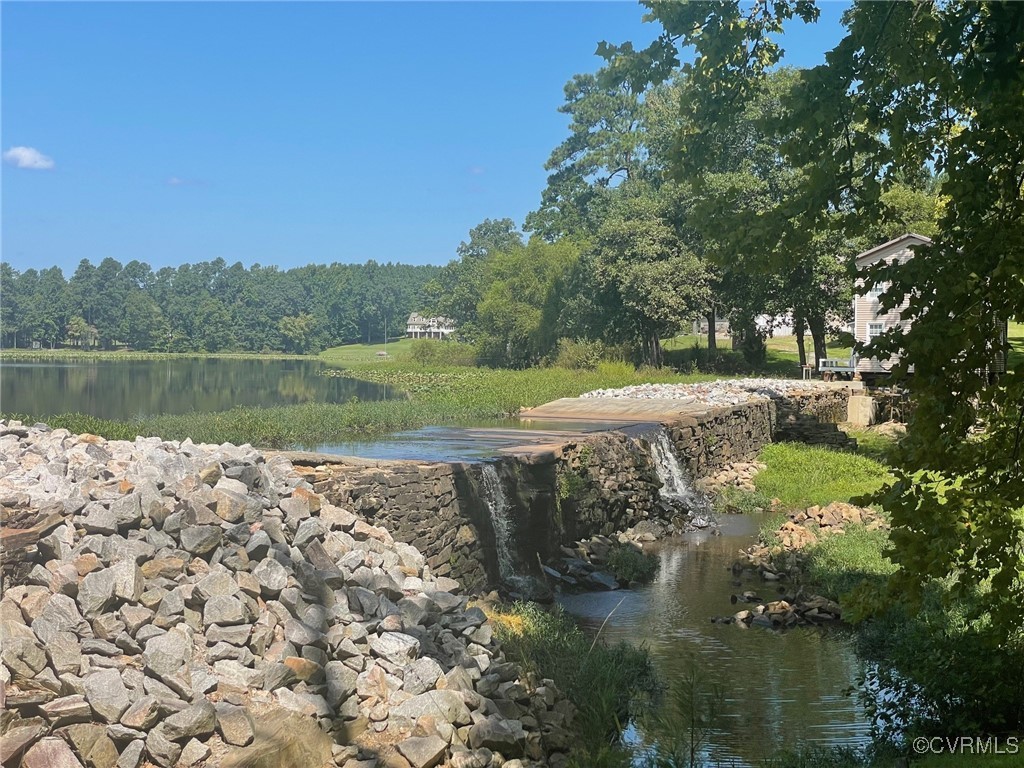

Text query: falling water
(480, 463), (517, 582)
(648, 428), (698, 505)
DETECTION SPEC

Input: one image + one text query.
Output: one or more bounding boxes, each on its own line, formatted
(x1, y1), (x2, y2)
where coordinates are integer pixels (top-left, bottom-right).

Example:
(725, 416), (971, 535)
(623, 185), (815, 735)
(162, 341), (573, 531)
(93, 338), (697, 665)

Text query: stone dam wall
(299, 388), (854, 596)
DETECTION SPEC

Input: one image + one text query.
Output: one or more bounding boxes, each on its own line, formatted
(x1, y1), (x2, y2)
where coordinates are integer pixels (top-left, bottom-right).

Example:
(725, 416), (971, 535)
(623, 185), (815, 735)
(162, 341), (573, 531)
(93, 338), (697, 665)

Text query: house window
(867, 281), (887, 298)
(867, 322), (884, 342)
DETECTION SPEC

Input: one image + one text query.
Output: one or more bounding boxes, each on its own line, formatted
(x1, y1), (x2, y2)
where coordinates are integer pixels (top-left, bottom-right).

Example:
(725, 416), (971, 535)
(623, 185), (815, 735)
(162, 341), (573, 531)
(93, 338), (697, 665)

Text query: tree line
(0, 258), (439, 354)
(424, 67), (942, 369)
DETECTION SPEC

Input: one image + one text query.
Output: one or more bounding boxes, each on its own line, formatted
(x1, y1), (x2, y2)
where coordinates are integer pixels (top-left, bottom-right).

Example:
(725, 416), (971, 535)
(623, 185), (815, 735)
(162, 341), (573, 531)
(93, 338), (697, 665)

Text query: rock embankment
(712, 501), (887, 629)
(0, 422), (575, 768)
(581, 379), (839, 407)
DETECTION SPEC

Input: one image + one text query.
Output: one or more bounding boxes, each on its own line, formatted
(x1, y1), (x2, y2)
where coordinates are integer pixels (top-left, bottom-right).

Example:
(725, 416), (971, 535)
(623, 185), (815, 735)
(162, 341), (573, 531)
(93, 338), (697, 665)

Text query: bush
(606, 546), (659, 584)
(553, 338), (607, 370)
(404, 339), (477, 366)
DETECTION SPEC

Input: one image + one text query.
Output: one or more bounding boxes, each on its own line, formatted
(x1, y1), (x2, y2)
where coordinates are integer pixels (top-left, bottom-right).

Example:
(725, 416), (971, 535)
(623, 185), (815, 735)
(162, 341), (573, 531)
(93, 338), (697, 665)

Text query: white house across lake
(406, 313), (456, 340)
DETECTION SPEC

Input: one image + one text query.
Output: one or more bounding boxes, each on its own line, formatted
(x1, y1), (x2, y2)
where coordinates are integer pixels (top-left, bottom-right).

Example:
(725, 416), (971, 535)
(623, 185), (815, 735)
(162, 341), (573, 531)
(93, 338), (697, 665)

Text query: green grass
(753, 442), (891, 509)
(317, 338), (413, 364)
(5, 400), (473, 450)
(802, 525), (897, 600)
(843, 426), (902, 464)
(606, 546), (659, 584)
(1009, 320), (1024, 369)
(487, 602), (657, 768)
(322, 357), (716, 416)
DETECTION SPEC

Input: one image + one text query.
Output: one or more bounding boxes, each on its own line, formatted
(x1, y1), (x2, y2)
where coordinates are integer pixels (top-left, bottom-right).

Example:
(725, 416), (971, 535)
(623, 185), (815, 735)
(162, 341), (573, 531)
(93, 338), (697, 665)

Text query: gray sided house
(849, 233), (1008, 377)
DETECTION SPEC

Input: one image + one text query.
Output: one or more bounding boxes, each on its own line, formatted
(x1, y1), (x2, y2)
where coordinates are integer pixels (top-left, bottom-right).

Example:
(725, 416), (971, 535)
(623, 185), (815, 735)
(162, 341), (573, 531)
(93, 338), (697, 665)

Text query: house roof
(854, 233), (932, 266)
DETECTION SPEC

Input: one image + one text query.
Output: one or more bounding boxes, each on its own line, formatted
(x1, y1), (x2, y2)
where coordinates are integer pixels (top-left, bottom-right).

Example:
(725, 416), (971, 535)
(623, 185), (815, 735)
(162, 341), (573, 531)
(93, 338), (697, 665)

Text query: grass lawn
(1009, 320), (1024, 369)
(663, 332), (853, 377)
(318, 337), (413, 364)
(753, 442), (892, 509)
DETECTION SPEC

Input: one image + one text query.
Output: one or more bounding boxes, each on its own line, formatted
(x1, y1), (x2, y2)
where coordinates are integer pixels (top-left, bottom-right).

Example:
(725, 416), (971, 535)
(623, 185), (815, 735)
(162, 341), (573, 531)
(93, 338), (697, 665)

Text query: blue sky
(2, 1), (849, 274)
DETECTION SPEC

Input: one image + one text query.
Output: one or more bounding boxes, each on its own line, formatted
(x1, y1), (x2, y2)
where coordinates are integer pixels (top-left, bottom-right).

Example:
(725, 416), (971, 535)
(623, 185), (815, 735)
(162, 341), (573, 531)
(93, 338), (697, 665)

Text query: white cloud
(3, 146), (55, 170)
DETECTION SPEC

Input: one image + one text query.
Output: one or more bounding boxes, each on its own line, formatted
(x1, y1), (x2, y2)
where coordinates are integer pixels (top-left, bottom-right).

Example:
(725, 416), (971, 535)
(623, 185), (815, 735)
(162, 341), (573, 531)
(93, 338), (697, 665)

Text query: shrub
(606, 545), (659, 584)
(553, 338), (607, 370)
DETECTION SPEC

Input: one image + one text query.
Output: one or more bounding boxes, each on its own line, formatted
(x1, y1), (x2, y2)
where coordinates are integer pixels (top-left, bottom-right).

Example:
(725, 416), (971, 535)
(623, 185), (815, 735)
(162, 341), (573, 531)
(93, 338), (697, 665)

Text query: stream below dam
(558, 514), (871, 766)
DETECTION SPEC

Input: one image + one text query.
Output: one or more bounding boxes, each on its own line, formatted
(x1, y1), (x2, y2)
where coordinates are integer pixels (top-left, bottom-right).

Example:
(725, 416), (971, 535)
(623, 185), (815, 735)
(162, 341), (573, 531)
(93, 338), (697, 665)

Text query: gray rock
(211, 487), (250, 523)
(253, 558), (288, 595)
(206, 623), (251, 646)
(110, 493), (142, 527)
(110, 560), (144, 603)
(78, 568), (117, 618)
(392, 690), (472, 726)
(468, 717), (525, 757)
(403, 657), (444, 696)
(195, 570), (240, 601)
(41, 694), (92, 726)
(120, 695), (161, 730)
(203, 595), (246, 626)
(20, 737), (86, 768)
(369, 631), (420, 666)
(115, 739), (145, 768)
(83, 668), (131, 723)
(30, 593), (89, 643)
(143, 627), (192, 677)
(245, 530), (272, 560)
(145, 725), (182, 768)
(178, 738), (211, 766)
(324, 661), (358, 707)
(1, 621), (47, 679)
(215, 703), (255, 746)
(47, 631), (83, 675)
(283, 618), (323, 646)
(82, 504), (118, 534)
(162, 699), (216, 742)
(179, 525), (222, 555)
(398, 736), (448, 768)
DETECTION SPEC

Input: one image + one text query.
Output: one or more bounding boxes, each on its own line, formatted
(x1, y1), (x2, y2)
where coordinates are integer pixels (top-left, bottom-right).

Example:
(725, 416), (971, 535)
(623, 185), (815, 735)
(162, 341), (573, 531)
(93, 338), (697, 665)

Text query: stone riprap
(580, 378), (840, 406)
(0, 422), (575, 768)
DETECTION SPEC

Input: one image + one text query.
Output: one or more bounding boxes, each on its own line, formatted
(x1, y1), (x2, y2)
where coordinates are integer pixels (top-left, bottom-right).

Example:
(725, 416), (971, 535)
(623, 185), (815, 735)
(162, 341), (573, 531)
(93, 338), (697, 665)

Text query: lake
(0, 358), (393, 420)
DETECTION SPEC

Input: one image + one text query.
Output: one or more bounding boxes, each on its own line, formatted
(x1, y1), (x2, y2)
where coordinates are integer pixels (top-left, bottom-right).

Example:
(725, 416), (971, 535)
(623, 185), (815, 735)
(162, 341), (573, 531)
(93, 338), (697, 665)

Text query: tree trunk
(795, 314), (807, 368)
(647, 330), (663, 368)
(706, 309), (717, 354)
(808, 313), (827, 369)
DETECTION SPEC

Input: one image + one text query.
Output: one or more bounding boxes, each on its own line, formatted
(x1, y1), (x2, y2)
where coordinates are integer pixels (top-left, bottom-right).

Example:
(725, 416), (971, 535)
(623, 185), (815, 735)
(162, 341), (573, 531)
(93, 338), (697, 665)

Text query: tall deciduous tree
(602, 0), (1024, 704)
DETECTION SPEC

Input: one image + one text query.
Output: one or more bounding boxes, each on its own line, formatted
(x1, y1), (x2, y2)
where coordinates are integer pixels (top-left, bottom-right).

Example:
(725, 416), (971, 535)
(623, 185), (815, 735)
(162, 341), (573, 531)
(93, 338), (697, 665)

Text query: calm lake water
(559, 514), (870, 766)
(0, 358), (392, 420)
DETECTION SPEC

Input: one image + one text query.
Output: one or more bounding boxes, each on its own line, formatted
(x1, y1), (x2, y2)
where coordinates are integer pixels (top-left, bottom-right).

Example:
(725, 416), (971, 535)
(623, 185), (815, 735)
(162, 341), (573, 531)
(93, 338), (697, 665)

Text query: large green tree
(603, 0), (1024, 725)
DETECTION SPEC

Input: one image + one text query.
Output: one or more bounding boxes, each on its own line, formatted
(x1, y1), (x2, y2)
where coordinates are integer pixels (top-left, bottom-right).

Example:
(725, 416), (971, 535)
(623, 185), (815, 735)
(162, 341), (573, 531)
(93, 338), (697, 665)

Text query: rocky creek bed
(0, 421), (577, 768)
(712, 501), (889, 629)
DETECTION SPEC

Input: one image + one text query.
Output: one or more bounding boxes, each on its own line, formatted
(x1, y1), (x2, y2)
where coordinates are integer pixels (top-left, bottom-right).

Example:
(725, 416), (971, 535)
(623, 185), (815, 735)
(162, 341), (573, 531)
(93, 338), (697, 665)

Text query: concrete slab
(519, 397), (712, 424)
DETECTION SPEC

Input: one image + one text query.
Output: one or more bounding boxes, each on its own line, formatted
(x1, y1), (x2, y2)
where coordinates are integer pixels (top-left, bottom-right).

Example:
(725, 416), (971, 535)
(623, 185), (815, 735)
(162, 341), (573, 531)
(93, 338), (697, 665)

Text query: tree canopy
(599, 0), (1024, 686)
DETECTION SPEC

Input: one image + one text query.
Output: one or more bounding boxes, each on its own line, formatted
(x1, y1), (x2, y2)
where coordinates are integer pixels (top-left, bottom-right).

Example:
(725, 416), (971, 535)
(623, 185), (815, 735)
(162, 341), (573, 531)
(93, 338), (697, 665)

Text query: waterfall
(480, 463), (518, 583)
(648, 427), (700, 509)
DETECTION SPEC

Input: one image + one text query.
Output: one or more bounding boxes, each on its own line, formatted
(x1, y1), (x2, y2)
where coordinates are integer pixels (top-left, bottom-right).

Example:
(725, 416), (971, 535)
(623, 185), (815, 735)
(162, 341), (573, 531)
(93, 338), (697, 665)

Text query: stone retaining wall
(310, 388), (856, 594)
(313, 431), (664, 596)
